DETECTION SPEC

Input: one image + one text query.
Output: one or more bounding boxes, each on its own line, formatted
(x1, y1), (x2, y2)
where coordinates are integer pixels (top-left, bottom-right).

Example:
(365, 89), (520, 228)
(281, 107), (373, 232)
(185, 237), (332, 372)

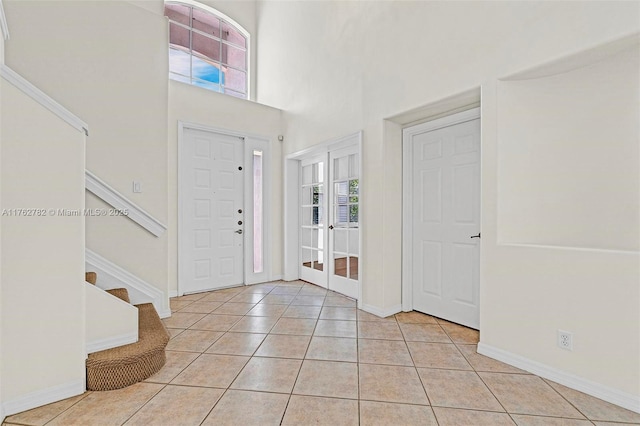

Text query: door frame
(283, 131), (363, 304)
(401, 107), (481, 312)
(177, 121), (272, 295)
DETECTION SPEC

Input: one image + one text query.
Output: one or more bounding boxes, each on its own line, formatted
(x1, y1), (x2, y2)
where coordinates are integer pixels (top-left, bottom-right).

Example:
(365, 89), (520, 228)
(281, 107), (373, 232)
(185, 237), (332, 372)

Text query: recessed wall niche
(497, 40), (639, 252)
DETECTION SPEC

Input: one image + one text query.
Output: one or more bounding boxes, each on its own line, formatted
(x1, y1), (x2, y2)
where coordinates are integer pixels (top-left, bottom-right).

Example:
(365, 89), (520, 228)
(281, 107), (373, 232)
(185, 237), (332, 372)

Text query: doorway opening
(284, 132), (362, 301)
(402, 107), (481, 329)
(177, 122), (271, 295)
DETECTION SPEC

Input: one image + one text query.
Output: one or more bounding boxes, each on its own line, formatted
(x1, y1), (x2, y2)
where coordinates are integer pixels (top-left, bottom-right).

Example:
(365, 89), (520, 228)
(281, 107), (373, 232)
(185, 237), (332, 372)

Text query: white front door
(180, 128), (244, 293)
(405, 110), (481, 329)
(328, 146), (359, 299)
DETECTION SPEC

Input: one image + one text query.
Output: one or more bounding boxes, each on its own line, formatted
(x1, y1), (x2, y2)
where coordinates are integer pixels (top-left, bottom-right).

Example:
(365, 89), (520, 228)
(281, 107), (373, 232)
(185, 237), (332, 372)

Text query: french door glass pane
(334, 229), (347, 253)
(302, 165), (312, 185)
(301, 228), (312, 248)
(301, 160), (325, 275)
(349, 229), (359, 255)
(334, 253), (348, 278)
(349, 256), (359, 279)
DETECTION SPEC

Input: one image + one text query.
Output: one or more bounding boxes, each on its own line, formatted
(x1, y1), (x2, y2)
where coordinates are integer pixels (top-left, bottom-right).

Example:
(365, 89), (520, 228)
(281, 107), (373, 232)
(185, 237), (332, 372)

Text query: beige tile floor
(5, 280), (640, 426)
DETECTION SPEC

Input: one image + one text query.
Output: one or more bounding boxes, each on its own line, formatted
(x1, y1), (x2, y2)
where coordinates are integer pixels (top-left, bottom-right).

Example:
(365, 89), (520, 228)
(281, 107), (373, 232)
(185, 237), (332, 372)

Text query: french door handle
(328, 225), (334, 230)
(470, 232), (481, 239)
(235, 229), (243, 234)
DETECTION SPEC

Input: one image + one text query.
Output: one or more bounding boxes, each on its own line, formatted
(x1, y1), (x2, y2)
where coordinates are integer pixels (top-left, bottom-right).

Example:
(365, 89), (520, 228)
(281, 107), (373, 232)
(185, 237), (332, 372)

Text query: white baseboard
(2, 379), (85, 417)
(86, 248), (169, 317)
(1, 401), (5, 424)
(156, 308), (172, 319)
(169, 289), (178, 298)
(477, 342), (640, 414)
(270, 274), (283, 282)
(359, 303), (402, 319)
(86, 332), (138, 354)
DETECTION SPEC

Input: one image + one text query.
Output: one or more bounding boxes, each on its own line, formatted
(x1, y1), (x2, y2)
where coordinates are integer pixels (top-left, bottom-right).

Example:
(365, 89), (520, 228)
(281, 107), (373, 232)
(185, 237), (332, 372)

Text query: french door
(300, 155), (327, 286)
(327, 146), (359, 299)
(299, 145), (360, 299)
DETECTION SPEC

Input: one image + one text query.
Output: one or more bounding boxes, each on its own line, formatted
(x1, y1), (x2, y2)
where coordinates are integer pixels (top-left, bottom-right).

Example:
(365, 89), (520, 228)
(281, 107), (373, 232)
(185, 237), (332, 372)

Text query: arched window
(164, 1), (249, 99)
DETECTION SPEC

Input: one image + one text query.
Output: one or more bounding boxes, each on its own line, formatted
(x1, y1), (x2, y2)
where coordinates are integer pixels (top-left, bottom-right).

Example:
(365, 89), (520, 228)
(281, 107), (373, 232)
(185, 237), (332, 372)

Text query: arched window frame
(165, 0), (251, 99)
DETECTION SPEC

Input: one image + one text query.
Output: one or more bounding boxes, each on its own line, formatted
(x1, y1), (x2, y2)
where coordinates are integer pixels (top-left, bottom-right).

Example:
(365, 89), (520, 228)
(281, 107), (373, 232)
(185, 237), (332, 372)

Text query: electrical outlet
(558, 330), (573, 351)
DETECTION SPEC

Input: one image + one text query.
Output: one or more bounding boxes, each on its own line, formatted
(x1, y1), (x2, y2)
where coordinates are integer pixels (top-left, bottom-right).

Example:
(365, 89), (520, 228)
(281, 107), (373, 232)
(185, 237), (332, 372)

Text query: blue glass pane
(192, 55), (224, 85)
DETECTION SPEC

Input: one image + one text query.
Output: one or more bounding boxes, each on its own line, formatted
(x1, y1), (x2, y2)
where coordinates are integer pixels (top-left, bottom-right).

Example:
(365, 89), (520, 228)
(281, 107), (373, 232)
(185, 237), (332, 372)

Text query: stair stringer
(85, 248), (171, 318)
(85, 282), (138, 354)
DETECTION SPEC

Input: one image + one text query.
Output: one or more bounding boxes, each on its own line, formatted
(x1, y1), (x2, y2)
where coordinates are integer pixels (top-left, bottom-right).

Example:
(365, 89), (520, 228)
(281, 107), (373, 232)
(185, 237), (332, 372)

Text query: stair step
(85, 271), (97, 285)
(106, 288), (130, 303)
(86, 302), (170, 391)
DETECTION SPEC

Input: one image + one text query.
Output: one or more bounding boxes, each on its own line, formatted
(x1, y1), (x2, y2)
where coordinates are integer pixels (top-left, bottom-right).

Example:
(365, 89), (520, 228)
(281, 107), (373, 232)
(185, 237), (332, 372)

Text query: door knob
(235, 229), (243, 234)
(470, 232), (481, 239)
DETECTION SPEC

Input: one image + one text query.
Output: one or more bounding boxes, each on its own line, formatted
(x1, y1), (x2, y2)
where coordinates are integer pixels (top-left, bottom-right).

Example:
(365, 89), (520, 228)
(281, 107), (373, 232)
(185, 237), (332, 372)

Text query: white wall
(256, 0), (640, 408)
(0, 78), (86, 413)
(482, 44), (639, 399)
(3, 0), (170, 300)
(168, 80), (283, 294)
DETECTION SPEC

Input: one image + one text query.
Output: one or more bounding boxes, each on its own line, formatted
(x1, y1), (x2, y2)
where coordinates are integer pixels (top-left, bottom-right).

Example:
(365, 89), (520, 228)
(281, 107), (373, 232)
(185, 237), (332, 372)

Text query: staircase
(85, 272), (170, 391)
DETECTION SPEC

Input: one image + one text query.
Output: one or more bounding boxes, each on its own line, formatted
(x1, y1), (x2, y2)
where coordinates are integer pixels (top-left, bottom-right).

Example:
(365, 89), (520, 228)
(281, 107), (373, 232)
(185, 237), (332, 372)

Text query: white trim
(85, 248), (171, 318)
(286, 131), (362, 161)
(0, 65), (87, 135)
(169, 289), (178, 298)
(477, 342), (640, 414)
(85, 170), (167, 237)
(0, 0), (9, 40)
(359, 303), (402, 319)
(2, 380), (84, 417)
(86, 332), (138, 354)
(283, 157), (300, 281)
(402, 107), (481, 312)
(497, 242), (639, 256)
(270, 274), (283, 281)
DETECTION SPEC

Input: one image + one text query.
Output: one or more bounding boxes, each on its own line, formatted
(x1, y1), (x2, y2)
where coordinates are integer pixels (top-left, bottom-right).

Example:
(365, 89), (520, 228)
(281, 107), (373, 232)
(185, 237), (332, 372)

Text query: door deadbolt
(238, 209), (243, 214)
(238, 220), (243, 225)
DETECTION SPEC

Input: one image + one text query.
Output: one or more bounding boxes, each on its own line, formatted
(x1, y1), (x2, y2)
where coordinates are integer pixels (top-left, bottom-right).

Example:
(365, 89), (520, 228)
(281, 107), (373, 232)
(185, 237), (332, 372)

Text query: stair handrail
(85, 170), (167, 237)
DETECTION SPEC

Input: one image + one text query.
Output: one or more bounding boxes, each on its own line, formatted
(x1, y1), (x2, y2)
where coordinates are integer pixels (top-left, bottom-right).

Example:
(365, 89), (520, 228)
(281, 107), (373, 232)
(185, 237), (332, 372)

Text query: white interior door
(299, 155), (327, 287)
(180, 128), (244, 293)
(328, 146), (359, 299)
(407, 113), (480, 329)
